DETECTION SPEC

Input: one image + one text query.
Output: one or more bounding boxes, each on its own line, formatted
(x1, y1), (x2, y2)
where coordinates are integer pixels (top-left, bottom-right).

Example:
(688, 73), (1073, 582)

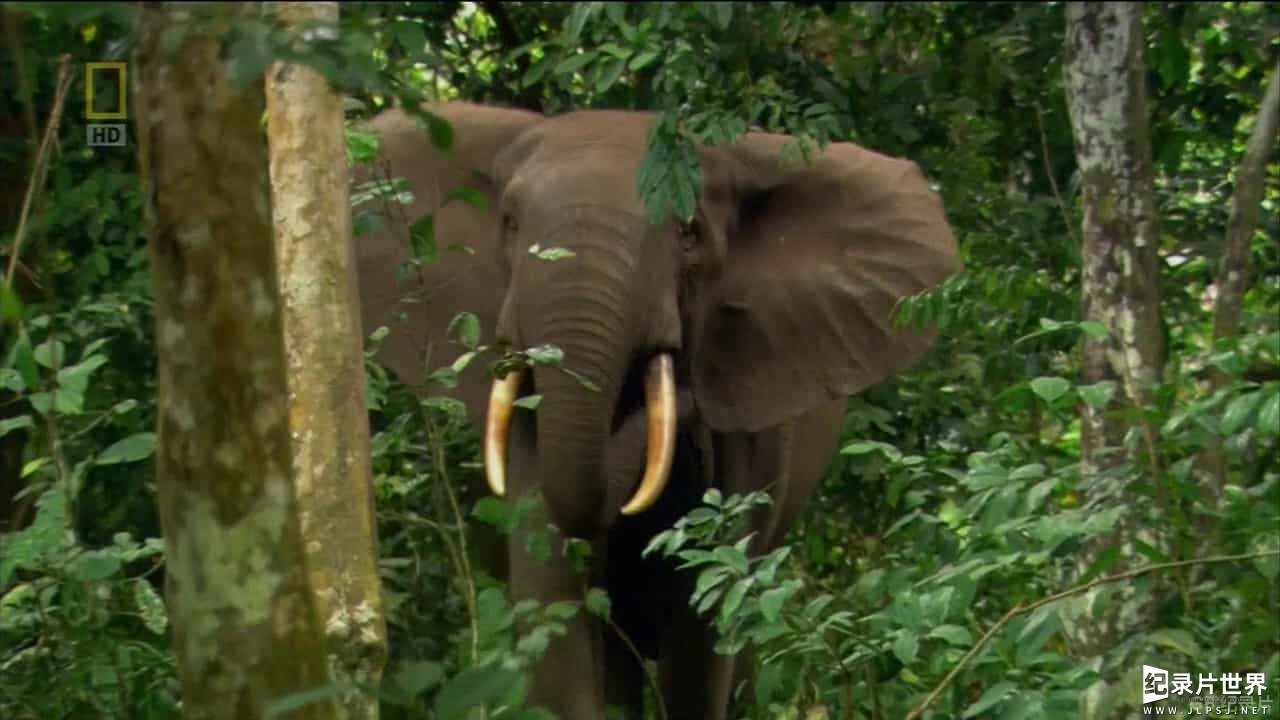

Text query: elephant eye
(503, 214), (519, 233)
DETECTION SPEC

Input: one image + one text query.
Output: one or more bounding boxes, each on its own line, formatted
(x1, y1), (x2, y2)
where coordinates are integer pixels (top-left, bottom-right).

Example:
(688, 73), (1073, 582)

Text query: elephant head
(355, 103), (961, 540)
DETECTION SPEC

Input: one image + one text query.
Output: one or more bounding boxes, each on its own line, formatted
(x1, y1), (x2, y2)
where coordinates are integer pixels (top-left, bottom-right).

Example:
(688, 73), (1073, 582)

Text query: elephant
(351, 101), (961, 720)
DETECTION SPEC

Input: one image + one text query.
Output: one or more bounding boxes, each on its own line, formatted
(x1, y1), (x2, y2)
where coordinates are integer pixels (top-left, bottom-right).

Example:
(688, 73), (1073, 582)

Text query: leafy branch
(904, 549), (1280, 720)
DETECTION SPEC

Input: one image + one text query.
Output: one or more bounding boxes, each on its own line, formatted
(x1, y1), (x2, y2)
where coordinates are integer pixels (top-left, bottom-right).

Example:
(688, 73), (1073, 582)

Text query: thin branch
(606, 618), (669, 720)
(6, 54), (74, 287)
(904, 550), (1280, 720)
(1035, 102), (1080, 247)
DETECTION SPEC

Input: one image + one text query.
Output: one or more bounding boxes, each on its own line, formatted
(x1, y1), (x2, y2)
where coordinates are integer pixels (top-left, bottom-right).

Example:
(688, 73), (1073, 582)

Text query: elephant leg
(658, 399), (844, 718)
(500, 412), (607, 720)
(508, 502), (607, 719)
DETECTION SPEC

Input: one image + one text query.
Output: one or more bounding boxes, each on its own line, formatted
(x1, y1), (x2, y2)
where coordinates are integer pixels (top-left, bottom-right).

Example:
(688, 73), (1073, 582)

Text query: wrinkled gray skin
(352, 102), (961, 719)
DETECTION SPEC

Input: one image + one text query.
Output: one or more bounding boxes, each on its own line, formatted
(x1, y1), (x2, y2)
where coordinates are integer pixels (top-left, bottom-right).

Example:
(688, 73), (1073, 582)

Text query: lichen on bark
(1062, 1), (1166, 660)
(1064, 1), (1164, 475)
(265, 3), (388, 718)
(134, 3), (340, 718)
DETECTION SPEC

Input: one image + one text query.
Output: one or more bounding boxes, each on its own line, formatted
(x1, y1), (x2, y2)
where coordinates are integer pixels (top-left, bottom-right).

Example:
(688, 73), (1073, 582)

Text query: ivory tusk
(620, 354), (677, 515)
(483, 370), (522, 497)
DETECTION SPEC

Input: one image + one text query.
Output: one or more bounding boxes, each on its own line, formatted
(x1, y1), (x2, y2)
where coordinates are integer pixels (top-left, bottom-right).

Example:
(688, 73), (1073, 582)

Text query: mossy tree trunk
(134, 3), (340, 718)
(1062, 1), (1165, 659)
(265, 3), (388, 717)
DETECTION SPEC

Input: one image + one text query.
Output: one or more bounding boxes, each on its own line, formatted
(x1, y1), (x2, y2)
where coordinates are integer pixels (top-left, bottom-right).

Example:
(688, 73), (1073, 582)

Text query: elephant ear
(691, 132), (962, 433)
(353, 102), (541, 419)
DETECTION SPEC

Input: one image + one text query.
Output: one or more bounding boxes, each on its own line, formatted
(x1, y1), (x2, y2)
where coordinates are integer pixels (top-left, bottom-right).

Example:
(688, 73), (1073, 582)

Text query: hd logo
(85, 62), (127, 147)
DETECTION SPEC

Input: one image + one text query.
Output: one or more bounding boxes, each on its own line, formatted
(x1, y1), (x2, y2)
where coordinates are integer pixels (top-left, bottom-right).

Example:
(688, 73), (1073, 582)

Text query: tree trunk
(1062, 1), (1165, 657)
(133, 4), (340, 718)
(1198, 62), (1280, 496)
(265, 3), (388, 717)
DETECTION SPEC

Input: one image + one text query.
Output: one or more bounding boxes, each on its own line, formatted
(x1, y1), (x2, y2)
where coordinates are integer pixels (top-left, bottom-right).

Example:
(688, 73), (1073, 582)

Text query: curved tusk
(483, 370), (523, 497)
(620, 354), (677, 515)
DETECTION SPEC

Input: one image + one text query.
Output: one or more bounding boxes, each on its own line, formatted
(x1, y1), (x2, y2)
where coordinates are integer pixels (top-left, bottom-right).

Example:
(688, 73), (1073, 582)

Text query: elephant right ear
(351, 103), (542, 418)
(690, 133), (963, 433)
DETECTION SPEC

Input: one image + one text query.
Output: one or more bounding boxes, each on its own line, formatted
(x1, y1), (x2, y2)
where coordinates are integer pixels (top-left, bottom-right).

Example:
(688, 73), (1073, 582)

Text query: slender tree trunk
(134, 4), (339, 718)
(1062, 1), (1165, 657)
(266, 3), (388, 717)
(1199, 62), (1280, 496)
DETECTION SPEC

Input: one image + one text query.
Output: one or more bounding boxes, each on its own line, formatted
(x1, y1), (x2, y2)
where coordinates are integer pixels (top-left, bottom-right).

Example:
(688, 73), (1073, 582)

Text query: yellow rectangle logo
(85, 62), (127, 120)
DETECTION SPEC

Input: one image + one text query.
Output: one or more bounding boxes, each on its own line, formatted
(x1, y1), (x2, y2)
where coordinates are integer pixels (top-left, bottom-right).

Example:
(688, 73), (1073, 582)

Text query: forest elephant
(351, 102), (961, 720)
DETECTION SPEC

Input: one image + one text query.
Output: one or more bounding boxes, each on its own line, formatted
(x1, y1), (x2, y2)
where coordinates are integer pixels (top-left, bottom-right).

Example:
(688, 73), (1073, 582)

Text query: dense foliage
(1, 2), (1276, 719)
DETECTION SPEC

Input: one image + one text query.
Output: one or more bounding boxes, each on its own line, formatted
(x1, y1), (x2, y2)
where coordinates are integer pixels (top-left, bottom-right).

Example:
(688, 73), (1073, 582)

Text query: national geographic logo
(85, 62), (127, 147)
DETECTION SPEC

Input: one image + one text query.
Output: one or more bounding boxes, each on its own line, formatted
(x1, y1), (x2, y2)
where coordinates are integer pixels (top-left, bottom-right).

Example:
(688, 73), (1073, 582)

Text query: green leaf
(410, 215), (437, 262)
(555, 50), (598, 76)
(719, 578), (752, 624)
(69, 552), (121, 582)
(964, 681), (1017, 718)
(928, 624), (973, 646)
(1029, 376), (1072, 403)
(346, 128), (379, 163)
(424, 112), (454, 152)
(892, 633), (919, 664)
(435, 666), (520, 719)
(758, 585), (792, 624)
(434, 665), (520, 717)
(562, 2), (596, 42)
(543, 601), (579, 621)
(0, 368), (23, 392)
(265, 684), (347, 719)
(840, 440), (902, 461)
(471, 497), (514, 532)
(1078, 321), (1110, 339)
(21, 457), (49, 479)
(711, 545), (749, 575)
(1148, 628), (1200, 658)
(96, 433), (157, 465)
(513, 394), (542, 410)
(0, 414), (33, 438)
(1222, 390), (1265, 435)
(532, 246), (577, 261)
(628, 49), (659, 71)
(585, 587), (611, 618)
(448, 312), (481, 349)
(1256, 389), (1279, 436)
(33, 339), (66, 369)
(1008, 463), (1046, 481)
(12, 333), (38, 389)
(1078, 381), (1116, 409)
(0, 280), (23, 323)
(393, 660), (444, 696)
(710, 1), (733, 29)
(525, 344), (564, 367)
(595, 56), (626, 92)
(444, 186), (488, 211)
(133, 579), (168, 634)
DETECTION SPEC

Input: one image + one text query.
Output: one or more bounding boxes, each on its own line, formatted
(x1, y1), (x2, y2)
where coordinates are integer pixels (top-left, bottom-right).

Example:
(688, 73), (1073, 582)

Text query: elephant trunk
(483, 223), (677, 538)
(532, 345), (617, 539)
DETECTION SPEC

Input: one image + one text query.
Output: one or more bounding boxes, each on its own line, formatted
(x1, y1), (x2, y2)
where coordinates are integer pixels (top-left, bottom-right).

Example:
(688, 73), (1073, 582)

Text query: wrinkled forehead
(495, 111), (658, 204)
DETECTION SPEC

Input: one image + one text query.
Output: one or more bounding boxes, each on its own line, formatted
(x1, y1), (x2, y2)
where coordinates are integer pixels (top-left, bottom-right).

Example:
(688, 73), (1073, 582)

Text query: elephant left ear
(691, 133), (963, 433)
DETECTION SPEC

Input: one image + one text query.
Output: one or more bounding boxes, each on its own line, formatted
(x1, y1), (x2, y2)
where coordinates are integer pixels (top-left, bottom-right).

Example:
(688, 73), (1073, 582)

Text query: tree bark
(133, 3), (340, 718)
(1062, 1), (1165, 657)
(265, 3), (388, 717)
(1199, 61), (1280, 495)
